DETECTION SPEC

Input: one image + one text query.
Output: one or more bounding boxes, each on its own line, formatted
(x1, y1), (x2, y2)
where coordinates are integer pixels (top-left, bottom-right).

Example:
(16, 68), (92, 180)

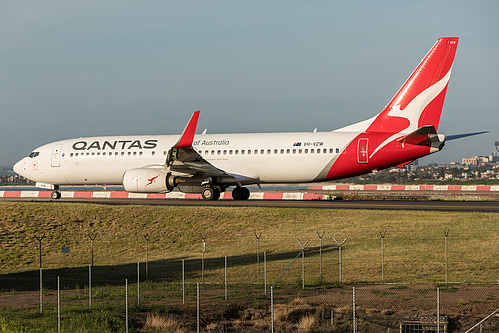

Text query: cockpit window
(29, 152), (40, 158)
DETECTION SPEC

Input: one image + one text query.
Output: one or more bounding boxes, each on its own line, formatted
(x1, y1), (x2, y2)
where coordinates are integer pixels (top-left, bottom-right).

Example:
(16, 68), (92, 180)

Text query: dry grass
(141, 314), (187, 333)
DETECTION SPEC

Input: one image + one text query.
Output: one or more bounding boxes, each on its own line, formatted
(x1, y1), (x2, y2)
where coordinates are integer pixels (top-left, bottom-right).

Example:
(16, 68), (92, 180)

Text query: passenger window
(211, 150), (215, 155)
(336, 148), (340, 153)
(293, 149), (296, 154)
(323, 149), (327, 153)
(163, 151), (167, 155)
(280, 149), (284, 154)
(241, 150), (245, 155)
(229, 150), (233, 155)
(329, 148), (333, 153)
(139, 152), (143, 156)
(205, 150), (209, 155)
(311, 149), (314, 154)
(299, 149), (302, 154)
(235, 150), (239, 155)
(223, 150), (227, 155)
(247, 150), (251, 154)
(261, 149), (265, 154)
(255, 150), (258, 154)
(217, 150), (221, 155)
(305, 149), (308, 154)
(133, 152), (137, 156)
(286, 149), (290, 154)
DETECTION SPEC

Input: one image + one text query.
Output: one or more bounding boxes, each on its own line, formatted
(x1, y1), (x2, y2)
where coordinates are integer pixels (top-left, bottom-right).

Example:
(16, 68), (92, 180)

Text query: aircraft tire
(232, 186), (250, 200)
(241, 187), (250, 200)
(232, 186), (242, 200)
(51, 191), (61, 200)
(202, 187), (220, 201)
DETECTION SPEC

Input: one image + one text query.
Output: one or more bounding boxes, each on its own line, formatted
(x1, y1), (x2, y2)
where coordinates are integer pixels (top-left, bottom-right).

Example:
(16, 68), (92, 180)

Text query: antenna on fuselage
(202, 129), (207, 135)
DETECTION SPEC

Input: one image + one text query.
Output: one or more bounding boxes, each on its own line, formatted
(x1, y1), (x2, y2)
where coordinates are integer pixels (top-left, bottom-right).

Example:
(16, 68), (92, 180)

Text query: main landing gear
(200, 185), (250, 201)
(51, 185), (61, 199)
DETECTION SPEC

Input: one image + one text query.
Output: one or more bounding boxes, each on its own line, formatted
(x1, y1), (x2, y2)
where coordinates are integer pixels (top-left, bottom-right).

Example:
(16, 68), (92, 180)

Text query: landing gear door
(357, 138), (369, 164)
(51, 144), (62, 167)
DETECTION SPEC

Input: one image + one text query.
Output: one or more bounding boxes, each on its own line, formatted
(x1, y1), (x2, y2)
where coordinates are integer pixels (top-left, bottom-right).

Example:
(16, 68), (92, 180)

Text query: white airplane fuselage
(14, 130), (368, 186)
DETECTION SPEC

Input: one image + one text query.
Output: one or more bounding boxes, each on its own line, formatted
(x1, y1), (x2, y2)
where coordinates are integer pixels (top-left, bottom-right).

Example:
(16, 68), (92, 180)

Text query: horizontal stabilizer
(397, 125), (438, 146)
(446, 131), (488, 141)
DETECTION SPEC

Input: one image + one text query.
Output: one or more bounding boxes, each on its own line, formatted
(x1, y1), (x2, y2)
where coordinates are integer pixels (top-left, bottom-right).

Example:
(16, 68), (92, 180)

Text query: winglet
(174, 111), (200, 148)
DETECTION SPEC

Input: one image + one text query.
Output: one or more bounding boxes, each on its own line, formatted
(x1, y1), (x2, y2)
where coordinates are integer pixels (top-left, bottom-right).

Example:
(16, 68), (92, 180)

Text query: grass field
(1, 201), (498, 285)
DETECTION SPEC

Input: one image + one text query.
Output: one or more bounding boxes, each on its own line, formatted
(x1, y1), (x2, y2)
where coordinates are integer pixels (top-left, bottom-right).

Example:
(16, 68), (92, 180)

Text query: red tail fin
(368, 37), (459, 133)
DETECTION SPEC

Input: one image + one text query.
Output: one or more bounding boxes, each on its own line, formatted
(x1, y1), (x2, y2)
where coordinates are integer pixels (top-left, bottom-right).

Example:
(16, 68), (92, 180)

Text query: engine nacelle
(123, 168), (176, 193)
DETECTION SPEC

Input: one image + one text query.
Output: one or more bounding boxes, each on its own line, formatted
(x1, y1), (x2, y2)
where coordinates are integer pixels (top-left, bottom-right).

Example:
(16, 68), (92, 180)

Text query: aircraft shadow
(0, 246), (337, 291)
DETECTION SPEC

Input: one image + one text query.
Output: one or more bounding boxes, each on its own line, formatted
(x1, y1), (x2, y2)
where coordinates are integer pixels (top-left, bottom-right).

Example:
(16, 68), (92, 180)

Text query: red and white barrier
(0, 190), (328, 200)
(308, 184), (499, 192)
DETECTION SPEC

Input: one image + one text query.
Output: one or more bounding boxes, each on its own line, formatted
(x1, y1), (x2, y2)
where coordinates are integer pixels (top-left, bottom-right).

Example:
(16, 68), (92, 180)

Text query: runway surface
(3, 197), (498, 212)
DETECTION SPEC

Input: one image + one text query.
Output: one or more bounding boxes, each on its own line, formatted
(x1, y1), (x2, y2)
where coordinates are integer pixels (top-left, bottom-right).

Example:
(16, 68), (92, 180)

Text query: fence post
(87, 231), (98, 267)
(297, 239), (310, 289)
(182, 259), (185, 304)
(353, 286), (356, 333)
(317, 231), (325, 284)
(333, 236), (348, 284)
(271, 286), (274, 333)
(200, 232), (207, 284)
(137, 262), (140, 307)
(57, 276), (61, 333)
(254, 232), (263, 284)
(39, 267), (43, 314)
(89, 264), (92, 310)
(34, 233), (45, 314)
(126, 279), (128, 333)
(225, 255), (228, 300)
(264, 251), (267, 294)
(197, 283), (200, 333)
(437, 287), (440, 333)
(379, 230), (387, 284)
(444, 229), (449, 283)
(143, 232), (151, 281)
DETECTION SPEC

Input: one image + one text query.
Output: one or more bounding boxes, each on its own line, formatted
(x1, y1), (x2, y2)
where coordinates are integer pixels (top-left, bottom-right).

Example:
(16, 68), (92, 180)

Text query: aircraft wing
(165, 111), (232, 178)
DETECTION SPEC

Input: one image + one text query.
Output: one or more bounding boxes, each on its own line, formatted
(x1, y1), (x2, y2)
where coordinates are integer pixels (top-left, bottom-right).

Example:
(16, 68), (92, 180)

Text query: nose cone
(13, 158), (26, 177)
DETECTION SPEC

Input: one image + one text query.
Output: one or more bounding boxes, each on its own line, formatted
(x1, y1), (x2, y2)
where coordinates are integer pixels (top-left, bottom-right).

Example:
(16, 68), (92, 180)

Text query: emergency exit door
(357, 138), (369, 164)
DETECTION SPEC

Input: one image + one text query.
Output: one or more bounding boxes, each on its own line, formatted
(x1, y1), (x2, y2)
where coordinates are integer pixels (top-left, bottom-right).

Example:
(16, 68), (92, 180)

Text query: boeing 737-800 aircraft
(13, 37), (484, 200)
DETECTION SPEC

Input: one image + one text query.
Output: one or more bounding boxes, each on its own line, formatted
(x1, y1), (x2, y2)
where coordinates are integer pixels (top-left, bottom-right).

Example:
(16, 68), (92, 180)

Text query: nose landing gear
(51, 185), (61, 199)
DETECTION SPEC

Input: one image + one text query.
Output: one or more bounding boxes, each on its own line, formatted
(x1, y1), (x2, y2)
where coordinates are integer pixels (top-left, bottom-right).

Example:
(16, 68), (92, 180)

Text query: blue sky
(1, 0), (498, 166)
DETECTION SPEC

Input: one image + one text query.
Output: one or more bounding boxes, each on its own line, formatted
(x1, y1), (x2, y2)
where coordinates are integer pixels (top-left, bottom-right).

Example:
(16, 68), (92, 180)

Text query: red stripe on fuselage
(326, 132), (430, 180)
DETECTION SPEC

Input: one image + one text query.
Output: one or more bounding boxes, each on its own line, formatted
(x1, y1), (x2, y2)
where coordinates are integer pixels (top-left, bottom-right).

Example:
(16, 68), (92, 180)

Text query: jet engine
(123, 168), (176, 193)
